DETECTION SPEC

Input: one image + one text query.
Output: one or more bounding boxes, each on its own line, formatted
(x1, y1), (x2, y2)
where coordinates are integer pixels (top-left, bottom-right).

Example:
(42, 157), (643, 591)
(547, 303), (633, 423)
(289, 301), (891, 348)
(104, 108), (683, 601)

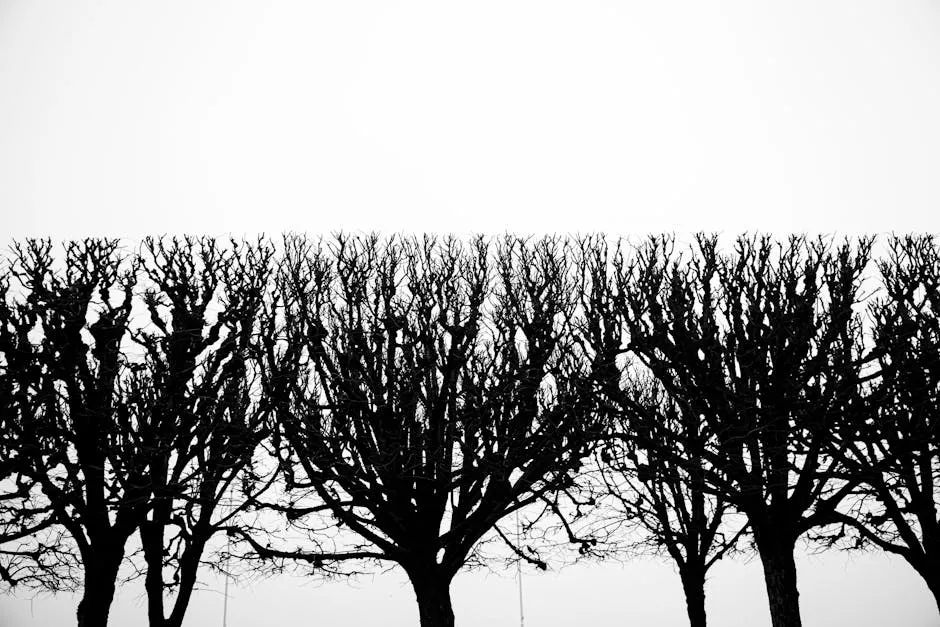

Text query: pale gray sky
(2, 1), (940, 626)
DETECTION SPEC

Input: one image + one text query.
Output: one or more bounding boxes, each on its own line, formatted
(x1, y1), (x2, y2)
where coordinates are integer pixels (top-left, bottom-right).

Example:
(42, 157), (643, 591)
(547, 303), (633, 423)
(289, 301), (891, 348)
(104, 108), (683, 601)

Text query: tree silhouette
(1, 265), (80, 593)
(578, 238), (745, 627)
(611, 234), (872, 627)
(237, 234), (604, 627)
(6, 231), (939, 626)
(130, 237), (275, 627)
(0, 239), (149, 627)
(597, 378), (747, 627)
(822, 235), (940, 616)
(0, 237), (277, 627)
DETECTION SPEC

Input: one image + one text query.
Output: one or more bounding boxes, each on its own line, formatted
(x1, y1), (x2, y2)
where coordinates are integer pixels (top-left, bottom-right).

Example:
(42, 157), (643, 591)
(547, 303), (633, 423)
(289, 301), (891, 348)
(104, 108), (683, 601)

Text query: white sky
(2, 1), (940, 626)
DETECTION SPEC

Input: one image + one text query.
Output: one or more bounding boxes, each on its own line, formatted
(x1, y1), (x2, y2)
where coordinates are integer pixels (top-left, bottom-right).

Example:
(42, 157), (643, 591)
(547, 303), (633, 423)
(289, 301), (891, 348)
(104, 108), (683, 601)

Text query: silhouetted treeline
(1, 233), (938, 627)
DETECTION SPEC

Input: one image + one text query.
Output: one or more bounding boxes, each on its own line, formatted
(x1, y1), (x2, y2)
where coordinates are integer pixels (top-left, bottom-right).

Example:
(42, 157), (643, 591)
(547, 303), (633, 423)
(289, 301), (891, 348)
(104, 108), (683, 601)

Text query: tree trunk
(917, 565), (940, 621)
(165, 538), (208, 627)
(405, 564), (456, 627)
(679, 567), (707, 627)
(141, 517), (210, 627)
(76, 553), (122, 627)
(753, 530), (802, 627)
(140, 521), (167, 627)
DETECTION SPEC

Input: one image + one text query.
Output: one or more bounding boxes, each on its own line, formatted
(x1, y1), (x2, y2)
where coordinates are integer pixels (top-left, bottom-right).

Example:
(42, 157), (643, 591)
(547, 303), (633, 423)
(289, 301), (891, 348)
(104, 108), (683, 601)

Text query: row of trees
(0, 233), (938, 627)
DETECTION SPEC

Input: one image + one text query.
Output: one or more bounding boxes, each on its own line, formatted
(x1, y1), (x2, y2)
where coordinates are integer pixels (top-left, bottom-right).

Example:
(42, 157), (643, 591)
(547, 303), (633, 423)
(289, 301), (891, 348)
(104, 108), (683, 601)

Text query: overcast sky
(2, 1), (940, 626)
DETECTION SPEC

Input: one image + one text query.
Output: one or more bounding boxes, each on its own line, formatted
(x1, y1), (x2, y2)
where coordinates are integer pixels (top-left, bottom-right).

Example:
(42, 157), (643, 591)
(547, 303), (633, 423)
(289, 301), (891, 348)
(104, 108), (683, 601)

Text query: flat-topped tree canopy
(0, 260), (79, 592)
(822, 235), (940, 613)
(606, 234), (874, 627)
(0, 237), (277, 627)
(239, 233), (606, 627)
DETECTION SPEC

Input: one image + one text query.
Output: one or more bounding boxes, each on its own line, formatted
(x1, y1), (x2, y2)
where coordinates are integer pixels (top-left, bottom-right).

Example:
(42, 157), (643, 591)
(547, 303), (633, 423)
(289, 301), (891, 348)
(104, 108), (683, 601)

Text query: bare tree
(596, 377), (747, 627)
(578, 238), (745, 627)
(610, 234), (872, 627)
(0, 237), (277, 627)
(0, 239), (149, 627)
(1, 266), (80, 592)
(821, 234), (940, 616)
(237, 233), (604, 627)
(130, 237), (276, 627)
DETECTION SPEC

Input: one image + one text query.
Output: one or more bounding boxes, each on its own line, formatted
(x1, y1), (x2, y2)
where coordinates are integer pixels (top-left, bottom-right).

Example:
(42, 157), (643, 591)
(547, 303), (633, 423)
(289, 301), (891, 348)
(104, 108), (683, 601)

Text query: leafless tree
(130, 237), (276, 627)
(1, 265), (80, 592)
(237, 233), (604, 627)
(0, 239), (148, 627)
(577, 237), (746, 627)
(597, 377), (747, 627)
(0, 237), (277, 627)
(609, 234), (872, 627)
(820, 235), (940, 617)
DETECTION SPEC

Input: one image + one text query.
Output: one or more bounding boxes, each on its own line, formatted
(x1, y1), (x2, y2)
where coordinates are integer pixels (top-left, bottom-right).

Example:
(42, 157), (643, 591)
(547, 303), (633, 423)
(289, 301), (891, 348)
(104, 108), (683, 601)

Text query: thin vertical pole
(222, 533), (231, 627)
(516, 509), (525, 627)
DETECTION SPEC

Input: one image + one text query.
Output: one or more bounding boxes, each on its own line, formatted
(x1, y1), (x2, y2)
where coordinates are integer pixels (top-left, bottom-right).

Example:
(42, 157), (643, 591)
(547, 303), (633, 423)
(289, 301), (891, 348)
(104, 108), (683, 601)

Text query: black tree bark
(75, 551), (123, 627)
(679, 566), (707, 627)
(164, 538), (207, 627)
(753, 529), (802, 627)
(140, 521), (166, 627)
(406, 564), (456, 627)
(140, 520), (208, 627)
(913, 563), (940, 620)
